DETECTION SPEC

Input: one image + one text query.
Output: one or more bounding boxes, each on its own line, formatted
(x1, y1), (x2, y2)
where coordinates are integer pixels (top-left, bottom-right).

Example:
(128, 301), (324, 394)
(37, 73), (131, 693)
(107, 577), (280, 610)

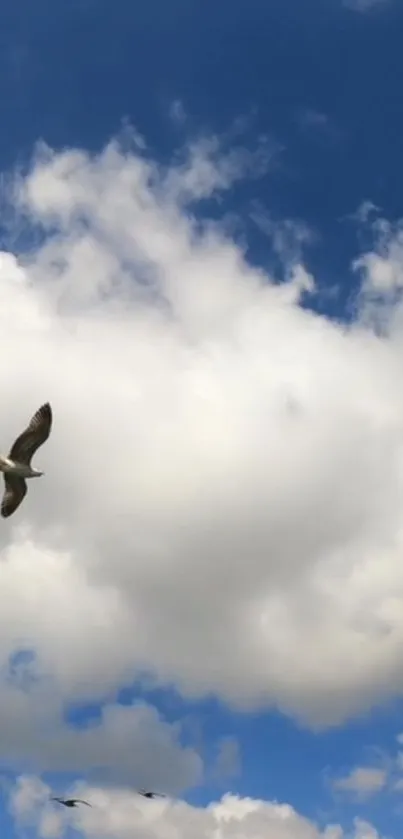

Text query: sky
(2, 0), (403, 838)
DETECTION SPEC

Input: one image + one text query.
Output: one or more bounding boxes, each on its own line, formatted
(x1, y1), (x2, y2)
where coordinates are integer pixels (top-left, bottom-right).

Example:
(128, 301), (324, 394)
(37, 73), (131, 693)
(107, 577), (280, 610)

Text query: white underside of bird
(0, 457), (43, 478)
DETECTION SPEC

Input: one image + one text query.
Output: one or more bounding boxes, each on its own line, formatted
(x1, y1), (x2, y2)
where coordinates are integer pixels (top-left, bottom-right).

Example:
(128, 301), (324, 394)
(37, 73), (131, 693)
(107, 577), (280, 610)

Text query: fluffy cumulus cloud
(1, 123), (403, 792)
(8, 775), (384, 839)
(0, 689), (201, 791)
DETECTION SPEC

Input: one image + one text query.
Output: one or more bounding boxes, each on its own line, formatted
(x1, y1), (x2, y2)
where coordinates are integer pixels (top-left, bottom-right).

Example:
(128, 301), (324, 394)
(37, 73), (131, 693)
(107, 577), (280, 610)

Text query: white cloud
(0, 124), (402, 763)
(9, 777), (385, 839)
(250, 209), (316, 272)
(355, 221), (403, 295)
(333, 767), (387, 800)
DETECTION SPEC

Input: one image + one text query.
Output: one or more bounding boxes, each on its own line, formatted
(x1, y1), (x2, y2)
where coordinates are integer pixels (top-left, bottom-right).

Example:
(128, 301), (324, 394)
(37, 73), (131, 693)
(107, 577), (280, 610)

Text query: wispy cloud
(343, 0), (390, 12)
(331, 733), (403, 801)
(212, 737), (242, 782)
(333, 767), (387, 800)
(169, 100), (187, 126)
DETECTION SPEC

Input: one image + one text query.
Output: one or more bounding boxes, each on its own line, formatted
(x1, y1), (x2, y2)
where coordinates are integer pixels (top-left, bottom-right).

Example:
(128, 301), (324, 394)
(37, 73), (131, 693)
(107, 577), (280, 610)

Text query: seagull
(138, 789), (166, 799)
(51, 798), (91, 808)
(0, 402), (52, 518)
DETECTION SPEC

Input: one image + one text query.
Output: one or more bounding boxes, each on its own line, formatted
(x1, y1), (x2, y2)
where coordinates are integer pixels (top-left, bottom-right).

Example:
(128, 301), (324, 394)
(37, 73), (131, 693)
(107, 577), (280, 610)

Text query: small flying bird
(0, 402), (52, 518)
(138, 789), (166, 799)
(51, 798), (91, 809)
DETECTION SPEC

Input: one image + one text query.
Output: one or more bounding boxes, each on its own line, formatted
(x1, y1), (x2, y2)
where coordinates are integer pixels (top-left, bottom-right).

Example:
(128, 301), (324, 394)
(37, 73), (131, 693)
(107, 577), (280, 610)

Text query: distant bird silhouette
(0, 402), (52, 518)
(138, 789), (166, 799)
(51, 798), (91, 808)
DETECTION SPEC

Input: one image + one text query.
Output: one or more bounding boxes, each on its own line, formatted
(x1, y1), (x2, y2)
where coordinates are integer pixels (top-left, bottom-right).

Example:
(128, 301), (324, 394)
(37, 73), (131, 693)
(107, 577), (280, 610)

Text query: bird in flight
(138, 789), (166, 799)
(0, 402), (52, 518)
(51, 798), (91, 808)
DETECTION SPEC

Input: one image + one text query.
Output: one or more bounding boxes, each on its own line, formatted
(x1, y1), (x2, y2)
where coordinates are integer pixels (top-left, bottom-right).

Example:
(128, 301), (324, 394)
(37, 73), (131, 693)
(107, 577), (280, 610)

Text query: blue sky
(2, 2), (403, 839)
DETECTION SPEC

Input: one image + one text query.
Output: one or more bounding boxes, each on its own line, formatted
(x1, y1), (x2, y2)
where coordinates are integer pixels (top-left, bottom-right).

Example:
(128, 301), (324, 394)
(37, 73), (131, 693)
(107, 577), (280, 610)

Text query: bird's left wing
(9, 403), (52, 465)
(1, 475), (27, 518)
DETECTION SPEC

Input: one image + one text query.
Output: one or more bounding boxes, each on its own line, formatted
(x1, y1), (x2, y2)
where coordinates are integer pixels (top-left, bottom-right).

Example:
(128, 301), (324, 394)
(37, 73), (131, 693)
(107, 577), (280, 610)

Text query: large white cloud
(0, 126), (402, 753)
(9, 776), (384, 839)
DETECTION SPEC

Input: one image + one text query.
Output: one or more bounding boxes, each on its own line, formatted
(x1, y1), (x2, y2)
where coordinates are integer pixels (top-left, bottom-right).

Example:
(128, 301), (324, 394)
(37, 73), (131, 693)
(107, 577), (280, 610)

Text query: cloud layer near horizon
(9, 775), (384, 839)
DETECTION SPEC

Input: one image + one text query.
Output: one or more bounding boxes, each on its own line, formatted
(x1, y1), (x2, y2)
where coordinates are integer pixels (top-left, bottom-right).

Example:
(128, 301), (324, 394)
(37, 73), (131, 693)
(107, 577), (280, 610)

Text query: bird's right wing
(1, 475), (27, 518)
(9, 403), (52, 465)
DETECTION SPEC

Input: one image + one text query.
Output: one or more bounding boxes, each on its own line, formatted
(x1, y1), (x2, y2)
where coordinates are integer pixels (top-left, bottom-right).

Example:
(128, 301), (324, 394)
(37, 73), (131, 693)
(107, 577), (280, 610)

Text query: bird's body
(0, 456), (42, 478)
(138, 790), (166, 799)
(51, 798), (91, 808)
(0, 402), (52, 518)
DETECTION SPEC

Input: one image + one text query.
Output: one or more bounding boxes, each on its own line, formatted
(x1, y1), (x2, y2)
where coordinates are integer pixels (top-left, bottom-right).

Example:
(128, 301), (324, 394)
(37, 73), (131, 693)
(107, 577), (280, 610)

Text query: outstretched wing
(1, 475), (27, 518)
(74, 800), (91, 807)
(9, 403), (52, 465)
